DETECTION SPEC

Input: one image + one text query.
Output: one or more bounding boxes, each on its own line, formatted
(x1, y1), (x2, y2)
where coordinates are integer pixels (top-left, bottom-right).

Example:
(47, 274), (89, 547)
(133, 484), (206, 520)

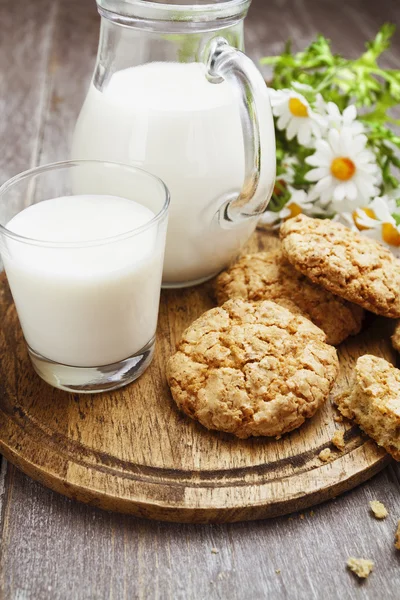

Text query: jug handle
(206, 37), (275, 225)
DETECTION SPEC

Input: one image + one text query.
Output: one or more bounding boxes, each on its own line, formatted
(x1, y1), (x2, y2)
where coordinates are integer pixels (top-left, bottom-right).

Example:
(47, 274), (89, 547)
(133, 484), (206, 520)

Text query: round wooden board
(0, 231), (394, 523)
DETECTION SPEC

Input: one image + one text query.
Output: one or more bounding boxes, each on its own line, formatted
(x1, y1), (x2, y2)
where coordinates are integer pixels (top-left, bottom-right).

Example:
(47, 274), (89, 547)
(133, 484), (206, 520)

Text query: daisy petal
(328, 129), (341, 154)
(314, 139), (334, 159)
(297, 123), (311, 146)
(328, 102), (341, 119)
(273, 103), (289, 117)
(314, 175), (333, 192)
(356, 150), (376, 164)
(350, 134), (367, 155)
(277, 112), (291, 130)
(343, 105), (357, 123)
(340, 128), (355, 155)
(333, 183), (347, 202)
(346, 181), (358, 201)
(305, 167), (330, 182)
(306, 153), (329, 167)
(320, 188), (333, 205)
(286, 118), (298, 141)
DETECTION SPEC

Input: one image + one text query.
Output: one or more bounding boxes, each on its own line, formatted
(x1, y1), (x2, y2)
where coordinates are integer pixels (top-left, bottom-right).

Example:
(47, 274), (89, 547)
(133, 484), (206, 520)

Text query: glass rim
(97, 0), (251, 23)
(0, 159), (170, 249)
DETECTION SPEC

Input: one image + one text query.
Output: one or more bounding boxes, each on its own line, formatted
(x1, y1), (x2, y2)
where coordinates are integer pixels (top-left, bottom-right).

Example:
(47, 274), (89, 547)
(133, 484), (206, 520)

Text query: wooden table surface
(0, 0), (399, 597)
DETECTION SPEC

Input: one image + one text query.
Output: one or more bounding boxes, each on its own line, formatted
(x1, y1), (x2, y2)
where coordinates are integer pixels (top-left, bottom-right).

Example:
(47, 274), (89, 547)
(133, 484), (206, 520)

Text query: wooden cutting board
(0, 231), (394, 523)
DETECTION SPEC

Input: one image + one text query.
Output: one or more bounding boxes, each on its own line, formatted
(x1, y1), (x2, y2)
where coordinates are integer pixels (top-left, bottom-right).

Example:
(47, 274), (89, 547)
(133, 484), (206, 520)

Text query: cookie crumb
(299, 513), (305, 520)
(211, 548), (219, 554)
(309, 510), (315, 517)
(347, 557), (374, 579)
(319, 448), (332, 462)
(275, 569), (281, 574)
(334, 414), (344, 423)
(331, 430), (345, 451)
(369, 500), (388, 519)
(395, 521), (400, 550)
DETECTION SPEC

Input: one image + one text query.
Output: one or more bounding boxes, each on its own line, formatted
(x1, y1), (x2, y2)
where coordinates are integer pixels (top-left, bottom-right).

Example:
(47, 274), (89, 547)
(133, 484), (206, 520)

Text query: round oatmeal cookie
(280, 214), (400, 318)
(167, 299), (339, 438)
(214, 249), (364, 346)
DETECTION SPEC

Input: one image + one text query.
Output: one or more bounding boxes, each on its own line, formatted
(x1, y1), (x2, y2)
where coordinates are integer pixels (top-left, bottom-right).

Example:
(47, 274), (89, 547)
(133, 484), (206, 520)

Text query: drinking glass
(0, 160), (169, 393)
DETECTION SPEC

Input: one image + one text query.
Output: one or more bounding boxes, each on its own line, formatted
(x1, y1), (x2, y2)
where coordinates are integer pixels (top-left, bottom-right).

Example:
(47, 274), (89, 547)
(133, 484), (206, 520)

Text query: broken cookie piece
(347, 557), (374, 579)
(319, 448), (332, 462)
(335, 355), (400, 461)
(331, 430), (345, 451)
(369, 500), (388, 519)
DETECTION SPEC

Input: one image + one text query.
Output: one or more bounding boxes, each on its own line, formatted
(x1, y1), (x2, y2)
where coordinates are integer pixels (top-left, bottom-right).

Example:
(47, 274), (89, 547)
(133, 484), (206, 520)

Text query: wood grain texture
(0, 231), (393, 522)
(0, 0), (400, 597)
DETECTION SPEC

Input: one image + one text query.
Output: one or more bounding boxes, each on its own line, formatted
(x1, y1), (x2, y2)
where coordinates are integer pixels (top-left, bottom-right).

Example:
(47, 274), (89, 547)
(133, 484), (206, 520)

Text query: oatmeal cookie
(214, 249), (364, 345)
(167, 299), (339, 438)
(335, 354), (400, 460)
(280, 214), (400, 318)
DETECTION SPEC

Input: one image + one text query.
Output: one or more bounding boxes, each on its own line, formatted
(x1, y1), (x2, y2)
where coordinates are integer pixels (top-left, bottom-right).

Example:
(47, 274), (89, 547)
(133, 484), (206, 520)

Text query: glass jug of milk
(72, 0), (276, 287)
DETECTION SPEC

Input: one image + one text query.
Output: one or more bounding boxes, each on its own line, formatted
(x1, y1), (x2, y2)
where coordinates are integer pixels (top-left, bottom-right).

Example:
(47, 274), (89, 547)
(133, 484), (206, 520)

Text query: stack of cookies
(167, 215), (400, 459)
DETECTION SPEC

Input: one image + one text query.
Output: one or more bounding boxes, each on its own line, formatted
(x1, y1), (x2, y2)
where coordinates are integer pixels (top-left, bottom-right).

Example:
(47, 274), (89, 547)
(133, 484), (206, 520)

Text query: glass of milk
(0, 160), (169, 393)
(72, 0), (276, 288)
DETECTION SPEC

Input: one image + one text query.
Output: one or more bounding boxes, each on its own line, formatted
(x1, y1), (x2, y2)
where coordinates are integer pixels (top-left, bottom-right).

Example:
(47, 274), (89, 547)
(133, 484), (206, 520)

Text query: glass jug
(72, 0), (276, 288)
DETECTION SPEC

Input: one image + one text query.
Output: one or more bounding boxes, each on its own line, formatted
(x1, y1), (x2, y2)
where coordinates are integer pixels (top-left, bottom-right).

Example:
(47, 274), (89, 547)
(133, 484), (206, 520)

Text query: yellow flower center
(288, 97), (308, 118)
(330, 157), (356, 181)
(284, 203), (303, 220)
(353, 207), (376, 231)
(382, 222), (400, 247)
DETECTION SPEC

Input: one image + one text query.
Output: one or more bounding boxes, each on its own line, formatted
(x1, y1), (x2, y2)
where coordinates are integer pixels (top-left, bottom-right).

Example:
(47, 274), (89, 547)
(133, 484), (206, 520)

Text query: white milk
(3, 195), (163, 367)
(72, 61), (273, 285)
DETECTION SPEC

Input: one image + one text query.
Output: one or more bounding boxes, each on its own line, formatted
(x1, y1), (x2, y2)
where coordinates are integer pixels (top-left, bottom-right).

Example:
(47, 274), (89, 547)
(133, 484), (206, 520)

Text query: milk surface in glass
(3, 195), (162, 367)
(72, 61), (266, 285)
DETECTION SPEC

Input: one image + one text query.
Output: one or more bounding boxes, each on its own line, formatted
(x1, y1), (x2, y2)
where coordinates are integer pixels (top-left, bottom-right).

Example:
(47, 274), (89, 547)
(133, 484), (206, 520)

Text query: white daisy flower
(259, 187), (314, 228)
(354, 196), (398, 230)
(334, 197), (400, 256)
(352, 196), (400, 255)
(269, 89), (326, 146)
(336, 197), (400, 256)
(305, 128), (380, 213)
(315, 97), (365, 135)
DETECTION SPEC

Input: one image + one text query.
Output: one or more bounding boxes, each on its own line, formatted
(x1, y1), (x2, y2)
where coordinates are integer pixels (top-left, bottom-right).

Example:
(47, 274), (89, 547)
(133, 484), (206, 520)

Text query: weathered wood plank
(0, 0), (61, 555)
(0, 0), (59, 179)
(0, 0), (400, 598)
(0, 464), (400, 600)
